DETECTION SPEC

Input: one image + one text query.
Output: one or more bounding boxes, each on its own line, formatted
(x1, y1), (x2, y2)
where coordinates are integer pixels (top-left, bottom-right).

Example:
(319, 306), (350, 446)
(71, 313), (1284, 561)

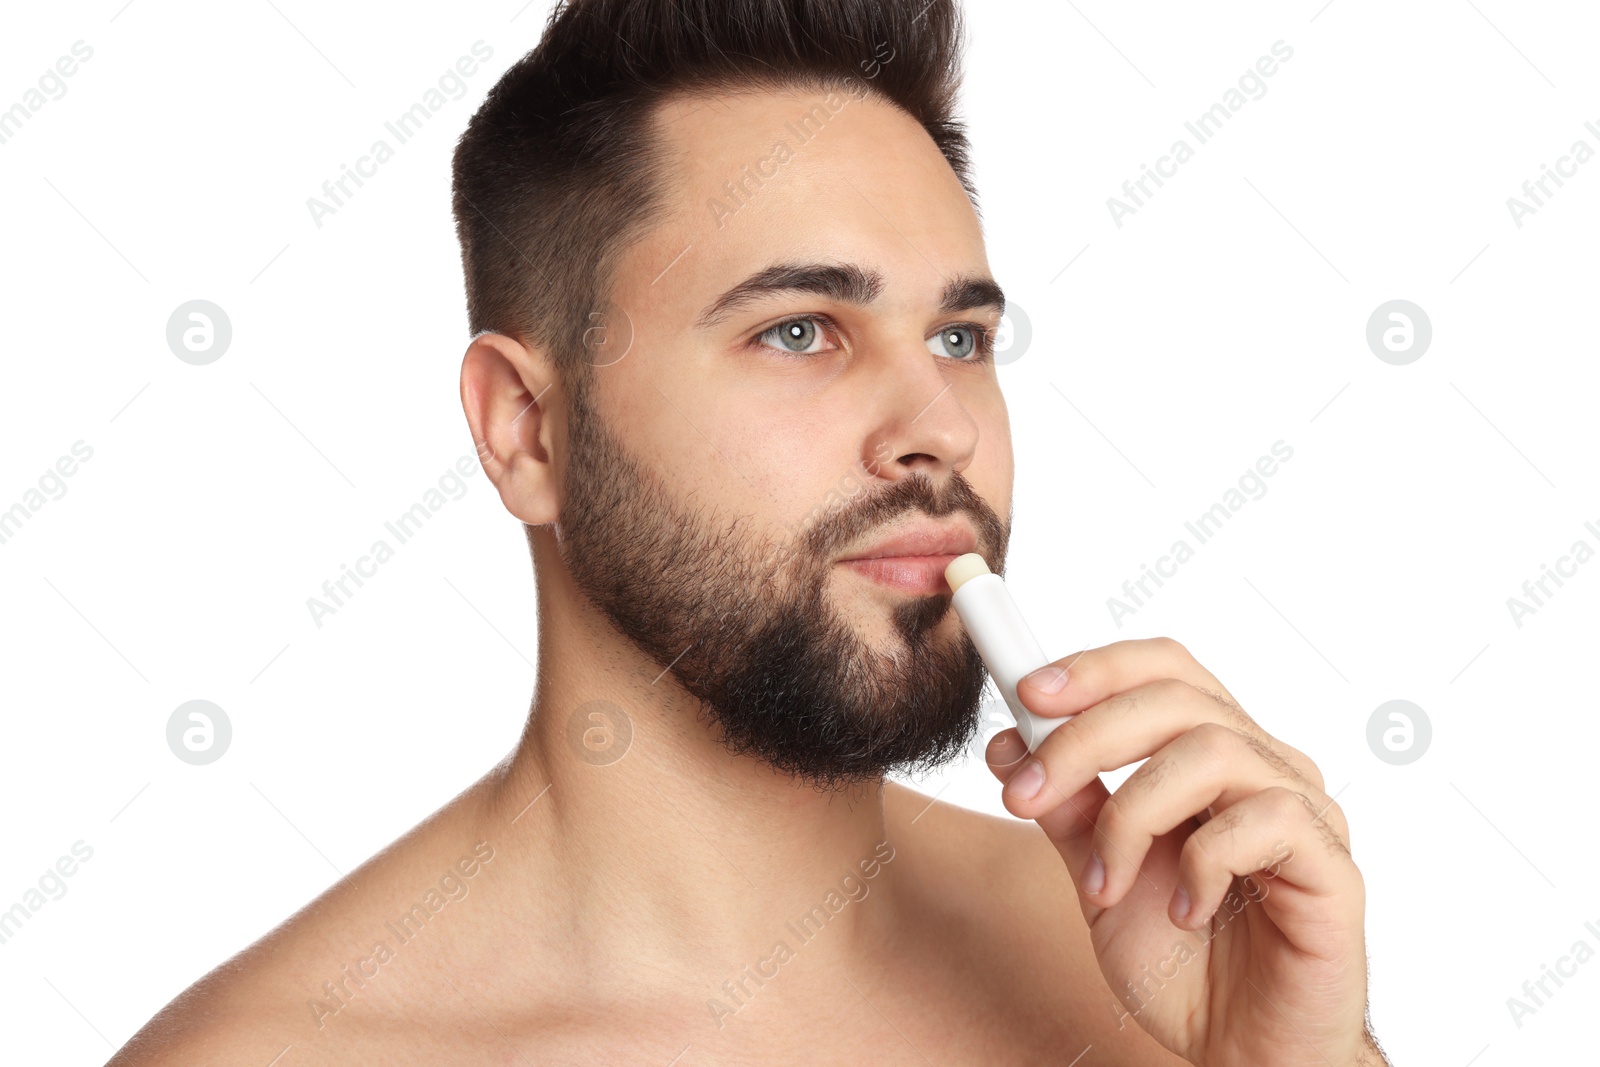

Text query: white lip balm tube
(945, 552), (1069, 753)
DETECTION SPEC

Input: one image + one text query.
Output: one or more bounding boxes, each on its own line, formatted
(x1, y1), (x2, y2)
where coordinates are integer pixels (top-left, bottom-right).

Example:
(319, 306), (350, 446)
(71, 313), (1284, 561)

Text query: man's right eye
(750, 315), (841, 356)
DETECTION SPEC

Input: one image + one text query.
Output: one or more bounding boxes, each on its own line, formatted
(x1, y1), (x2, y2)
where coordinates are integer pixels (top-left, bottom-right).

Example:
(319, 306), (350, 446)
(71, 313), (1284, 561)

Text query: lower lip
(838, 555), (961, 595)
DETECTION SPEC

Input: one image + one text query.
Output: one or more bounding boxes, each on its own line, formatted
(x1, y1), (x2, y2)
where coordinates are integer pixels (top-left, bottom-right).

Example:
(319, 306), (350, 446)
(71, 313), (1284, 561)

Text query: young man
(112, 1), (1387, 1063)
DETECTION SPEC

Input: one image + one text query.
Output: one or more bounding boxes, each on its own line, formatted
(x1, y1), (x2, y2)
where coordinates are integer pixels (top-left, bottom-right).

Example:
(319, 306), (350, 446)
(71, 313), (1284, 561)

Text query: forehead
(611, 85), (988, 321)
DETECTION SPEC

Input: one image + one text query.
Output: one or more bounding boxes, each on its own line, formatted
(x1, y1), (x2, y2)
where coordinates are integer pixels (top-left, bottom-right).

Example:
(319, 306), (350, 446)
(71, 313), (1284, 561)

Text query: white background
(2, 1), (1597, 1062)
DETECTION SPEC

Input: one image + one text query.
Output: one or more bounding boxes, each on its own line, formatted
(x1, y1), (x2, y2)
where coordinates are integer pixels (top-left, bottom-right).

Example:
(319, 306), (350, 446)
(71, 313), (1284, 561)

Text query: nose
(861, 347), (981, 483)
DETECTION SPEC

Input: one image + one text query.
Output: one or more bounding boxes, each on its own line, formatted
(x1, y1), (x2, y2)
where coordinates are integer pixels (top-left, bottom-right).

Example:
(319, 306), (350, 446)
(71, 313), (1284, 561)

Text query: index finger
(1017, 635), (1326, 795)
(1019, 636), (1244, 720)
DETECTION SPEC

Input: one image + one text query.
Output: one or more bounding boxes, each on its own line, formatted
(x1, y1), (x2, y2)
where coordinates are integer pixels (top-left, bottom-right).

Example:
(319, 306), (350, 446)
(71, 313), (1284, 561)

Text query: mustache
(797, 470), (1008, 573)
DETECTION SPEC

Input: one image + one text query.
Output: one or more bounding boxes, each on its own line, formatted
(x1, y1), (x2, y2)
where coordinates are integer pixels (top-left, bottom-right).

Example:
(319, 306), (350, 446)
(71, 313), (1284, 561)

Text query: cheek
(683, 369), (850, 478)
(631, 380), (860, 538)
(745, 416), (872, 551)
(759, 425), (869, 524)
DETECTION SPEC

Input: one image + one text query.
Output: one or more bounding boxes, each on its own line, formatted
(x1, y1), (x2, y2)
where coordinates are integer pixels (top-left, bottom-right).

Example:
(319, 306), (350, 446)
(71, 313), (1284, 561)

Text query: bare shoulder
(105, 900), (364, 1066)
(108, 778), (504, 1066)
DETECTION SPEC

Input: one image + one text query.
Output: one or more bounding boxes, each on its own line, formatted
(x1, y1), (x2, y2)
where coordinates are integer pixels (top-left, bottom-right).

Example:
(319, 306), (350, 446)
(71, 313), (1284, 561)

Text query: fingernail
(1021, 666), (1068, 694)
(1083, 851), (1105, 895)
(1171, 884), (1190, 924)
(1005, 758), (1045, 801)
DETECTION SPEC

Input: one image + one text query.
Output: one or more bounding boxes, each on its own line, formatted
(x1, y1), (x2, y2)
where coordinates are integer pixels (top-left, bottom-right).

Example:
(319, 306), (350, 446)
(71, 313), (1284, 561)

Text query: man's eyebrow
(695, 263), (882, 329)
(693, 263), (1004, 329)
(939, 274), (1005, 319)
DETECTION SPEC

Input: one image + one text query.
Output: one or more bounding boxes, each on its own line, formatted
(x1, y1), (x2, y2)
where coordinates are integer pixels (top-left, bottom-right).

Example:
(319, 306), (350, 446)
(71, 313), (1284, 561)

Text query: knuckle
(1149, 635), (1191, 661)
(1242, 733), (1292, 779)
(1125, 751), (1173, 797)
(1299, 755), (1327, 791)
(1102, 687), (1145, 718)
(1194, 684), (1256, 731)
(1330, 801), (1349, 832)
(1188, 720), (1243, 760)
(1096, 791), (1132, 837)
(1049, 703), (1099, 757)
(1260, 785), (1307, 822)
(1039, 710), (1081, 751)
(1193, 807), (1244, 858)
(1309, 800), (1352, 855)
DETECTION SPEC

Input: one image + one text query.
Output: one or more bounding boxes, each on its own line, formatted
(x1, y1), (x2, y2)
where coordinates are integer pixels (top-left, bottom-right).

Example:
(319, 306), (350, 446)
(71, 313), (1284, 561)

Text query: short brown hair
(450, 0), (977, 393)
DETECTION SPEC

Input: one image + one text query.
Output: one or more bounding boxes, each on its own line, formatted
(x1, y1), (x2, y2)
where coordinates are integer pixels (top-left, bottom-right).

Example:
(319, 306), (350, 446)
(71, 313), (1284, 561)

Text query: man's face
(555, 85), (1015, 788)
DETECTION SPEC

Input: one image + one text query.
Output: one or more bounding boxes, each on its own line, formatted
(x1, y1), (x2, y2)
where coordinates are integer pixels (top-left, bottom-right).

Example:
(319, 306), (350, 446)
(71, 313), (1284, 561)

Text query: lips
(835, 522), (981, 596)
(837, 522), (979, 563)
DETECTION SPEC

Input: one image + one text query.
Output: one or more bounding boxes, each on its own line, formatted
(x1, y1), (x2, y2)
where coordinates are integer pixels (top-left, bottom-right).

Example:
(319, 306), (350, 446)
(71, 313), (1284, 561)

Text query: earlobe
(459, 332), (563, 526)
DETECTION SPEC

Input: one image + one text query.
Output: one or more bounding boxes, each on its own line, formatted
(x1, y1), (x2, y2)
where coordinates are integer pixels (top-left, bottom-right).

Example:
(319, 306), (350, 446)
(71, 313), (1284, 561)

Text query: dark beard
(555, 381), (1009, 790)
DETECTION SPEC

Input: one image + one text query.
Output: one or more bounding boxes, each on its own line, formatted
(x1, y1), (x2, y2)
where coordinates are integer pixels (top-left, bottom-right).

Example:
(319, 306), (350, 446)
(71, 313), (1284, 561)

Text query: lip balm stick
(945, 553), (1069, 753)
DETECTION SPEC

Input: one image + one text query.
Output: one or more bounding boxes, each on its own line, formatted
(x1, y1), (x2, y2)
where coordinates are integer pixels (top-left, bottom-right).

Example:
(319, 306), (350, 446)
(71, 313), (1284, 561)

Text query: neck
(475, 530), (901, 975)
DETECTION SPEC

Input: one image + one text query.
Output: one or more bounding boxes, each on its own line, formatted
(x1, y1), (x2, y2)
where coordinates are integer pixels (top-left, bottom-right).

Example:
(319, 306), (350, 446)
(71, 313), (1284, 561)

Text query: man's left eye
(927, 324), (989, 361)
(755, 317), (835, 355)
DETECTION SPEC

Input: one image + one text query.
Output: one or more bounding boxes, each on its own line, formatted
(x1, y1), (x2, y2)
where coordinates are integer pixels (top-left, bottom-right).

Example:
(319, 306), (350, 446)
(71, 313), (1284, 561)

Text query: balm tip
(944, 552), (991, 592)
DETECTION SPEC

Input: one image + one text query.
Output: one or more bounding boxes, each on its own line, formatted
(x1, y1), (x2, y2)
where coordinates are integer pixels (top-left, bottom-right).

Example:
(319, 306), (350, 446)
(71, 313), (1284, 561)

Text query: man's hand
(984, 636), (1384, 1066)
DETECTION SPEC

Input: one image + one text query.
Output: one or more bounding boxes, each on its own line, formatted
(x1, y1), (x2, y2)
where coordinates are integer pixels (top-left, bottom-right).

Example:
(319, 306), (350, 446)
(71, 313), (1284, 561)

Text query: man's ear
(460, 332), (562, 526)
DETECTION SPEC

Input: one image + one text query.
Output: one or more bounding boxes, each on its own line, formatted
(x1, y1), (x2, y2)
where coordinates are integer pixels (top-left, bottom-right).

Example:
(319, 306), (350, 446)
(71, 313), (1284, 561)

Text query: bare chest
(297, 961), (1107, 1066)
